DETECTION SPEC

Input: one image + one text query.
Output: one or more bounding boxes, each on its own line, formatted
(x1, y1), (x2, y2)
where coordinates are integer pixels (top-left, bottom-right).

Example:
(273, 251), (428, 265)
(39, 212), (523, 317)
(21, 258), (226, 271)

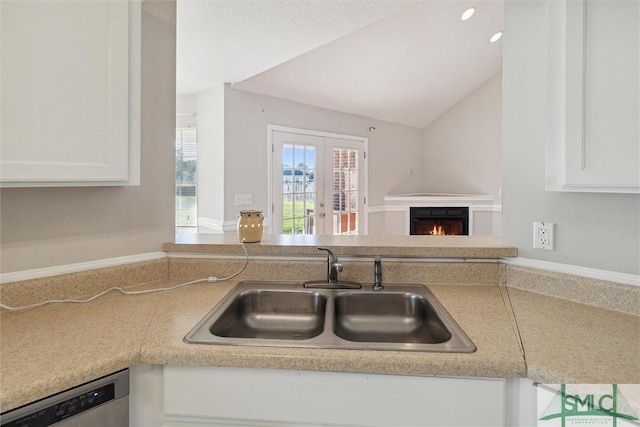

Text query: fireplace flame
(429, 225), (446, 235)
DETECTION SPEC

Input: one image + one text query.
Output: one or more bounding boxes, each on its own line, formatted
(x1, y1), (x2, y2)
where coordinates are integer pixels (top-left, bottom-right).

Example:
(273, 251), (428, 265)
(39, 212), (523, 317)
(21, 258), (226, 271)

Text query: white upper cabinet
(547, 0), (639, 193)
(0, 0), (141, 187)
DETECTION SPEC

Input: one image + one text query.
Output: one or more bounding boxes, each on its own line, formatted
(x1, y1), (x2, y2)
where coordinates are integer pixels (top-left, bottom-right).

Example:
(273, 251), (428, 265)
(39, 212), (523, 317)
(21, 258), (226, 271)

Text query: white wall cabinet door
(0, 0), (141, 187)
(546, 0), (639, 193)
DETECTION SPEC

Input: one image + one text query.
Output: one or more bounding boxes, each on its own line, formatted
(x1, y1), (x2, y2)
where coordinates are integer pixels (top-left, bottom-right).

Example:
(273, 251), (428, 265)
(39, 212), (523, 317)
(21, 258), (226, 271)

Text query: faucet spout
(317, 247), (342, 282)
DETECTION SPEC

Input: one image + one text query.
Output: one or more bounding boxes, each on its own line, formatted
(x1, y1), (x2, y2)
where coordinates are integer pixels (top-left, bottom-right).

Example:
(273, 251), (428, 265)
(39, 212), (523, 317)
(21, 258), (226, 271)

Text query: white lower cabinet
(130, 365), (517, 427)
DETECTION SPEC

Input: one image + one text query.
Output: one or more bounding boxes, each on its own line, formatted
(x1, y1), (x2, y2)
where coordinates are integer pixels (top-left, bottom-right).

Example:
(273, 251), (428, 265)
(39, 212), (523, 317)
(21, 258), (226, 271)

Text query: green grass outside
(282, 199), (314, 234)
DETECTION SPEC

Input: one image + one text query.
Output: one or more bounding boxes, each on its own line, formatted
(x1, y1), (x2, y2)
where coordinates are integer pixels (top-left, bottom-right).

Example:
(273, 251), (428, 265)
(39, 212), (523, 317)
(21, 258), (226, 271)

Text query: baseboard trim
(197, 216), (224, 233)
(222, 220), (238, 232)
(0, 252), (168, 285)
(501, 257), (640, 287)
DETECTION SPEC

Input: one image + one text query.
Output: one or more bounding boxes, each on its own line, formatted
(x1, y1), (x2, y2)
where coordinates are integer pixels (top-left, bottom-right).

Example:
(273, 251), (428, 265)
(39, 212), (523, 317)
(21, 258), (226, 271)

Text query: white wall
(220, 85), (424, 226)
(422, 71), (502, 203)
(196, 85), (225, 231)
(0, 1), (177, 273)
(502, 0), (639, 275)
(176, 95), (197, 127)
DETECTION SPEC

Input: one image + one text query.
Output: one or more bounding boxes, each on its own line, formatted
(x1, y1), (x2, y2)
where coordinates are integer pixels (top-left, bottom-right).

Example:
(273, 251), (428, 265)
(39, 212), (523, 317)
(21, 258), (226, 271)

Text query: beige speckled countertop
(507, 288), (640, 384)
(2, 275), (638, 413)
(0, 280), (524, 412)
(0, 289), (162, 412)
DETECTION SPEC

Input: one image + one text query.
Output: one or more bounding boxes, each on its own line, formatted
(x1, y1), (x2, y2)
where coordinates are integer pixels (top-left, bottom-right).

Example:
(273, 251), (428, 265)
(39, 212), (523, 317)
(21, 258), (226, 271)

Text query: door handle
(319, 213), (326, 218)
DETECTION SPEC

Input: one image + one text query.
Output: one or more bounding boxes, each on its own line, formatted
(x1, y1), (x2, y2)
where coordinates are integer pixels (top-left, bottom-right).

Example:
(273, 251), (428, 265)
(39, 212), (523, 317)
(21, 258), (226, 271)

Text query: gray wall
(502, 0), (639, 275)
(221, 86), (424, 224)
(0, 0), (177, 273)
(422, 71), (502, 203)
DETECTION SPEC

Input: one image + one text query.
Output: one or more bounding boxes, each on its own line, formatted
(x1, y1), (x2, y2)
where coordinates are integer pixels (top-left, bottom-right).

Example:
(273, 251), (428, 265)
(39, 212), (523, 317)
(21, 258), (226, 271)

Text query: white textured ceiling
(177, 0), (420, 95)
(177, 0), (503, 129)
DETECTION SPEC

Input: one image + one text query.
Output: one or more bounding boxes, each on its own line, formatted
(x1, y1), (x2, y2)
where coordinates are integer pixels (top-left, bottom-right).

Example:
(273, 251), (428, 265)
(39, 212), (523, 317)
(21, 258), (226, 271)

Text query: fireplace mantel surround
(371, 193), (499, 236)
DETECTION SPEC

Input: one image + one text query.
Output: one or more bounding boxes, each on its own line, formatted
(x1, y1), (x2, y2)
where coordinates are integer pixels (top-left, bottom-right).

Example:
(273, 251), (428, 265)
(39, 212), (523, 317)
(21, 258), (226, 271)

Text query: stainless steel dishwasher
(1, 369), (129, 427)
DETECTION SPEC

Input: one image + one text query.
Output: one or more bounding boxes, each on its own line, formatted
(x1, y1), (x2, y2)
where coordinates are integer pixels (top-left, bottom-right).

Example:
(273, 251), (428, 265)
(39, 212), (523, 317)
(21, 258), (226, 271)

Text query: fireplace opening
(410, 207), (469, 236)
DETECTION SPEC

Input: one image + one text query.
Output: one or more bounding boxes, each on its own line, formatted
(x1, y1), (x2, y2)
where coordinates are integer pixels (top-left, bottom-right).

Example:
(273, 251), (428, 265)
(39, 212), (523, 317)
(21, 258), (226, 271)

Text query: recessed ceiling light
(490, 31), (503, 43)
(461, 7), (475, 21)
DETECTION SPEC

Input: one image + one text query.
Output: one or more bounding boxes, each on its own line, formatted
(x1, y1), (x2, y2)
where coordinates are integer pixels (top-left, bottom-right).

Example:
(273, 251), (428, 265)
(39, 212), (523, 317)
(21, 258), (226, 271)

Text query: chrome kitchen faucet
(303, 247), (361, 289)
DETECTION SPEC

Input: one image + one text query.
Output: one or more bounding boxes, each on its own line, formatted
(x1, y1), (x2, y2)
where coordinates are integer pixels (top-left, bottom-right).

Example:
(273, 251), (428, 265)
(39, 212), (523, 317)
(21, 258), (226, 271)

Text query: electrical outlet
(533, 222), (554, 250)
(234, 193), (252, 206)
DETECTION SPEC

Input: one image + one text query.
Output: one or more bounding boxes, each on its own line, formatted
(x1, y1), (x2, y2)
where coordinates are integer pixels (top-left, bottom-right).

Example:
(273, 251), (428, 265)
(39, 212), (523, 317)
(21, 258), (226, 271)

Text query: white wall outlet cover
(533, 222), (554, 250)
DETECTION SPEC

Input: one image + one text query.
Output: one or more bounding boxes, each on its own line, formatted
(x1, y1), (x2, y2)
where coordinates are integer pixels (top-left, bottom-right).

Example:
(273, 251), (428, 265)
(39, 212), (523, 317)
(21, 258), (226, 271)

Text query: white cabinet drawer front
(162, 365), (505, 426)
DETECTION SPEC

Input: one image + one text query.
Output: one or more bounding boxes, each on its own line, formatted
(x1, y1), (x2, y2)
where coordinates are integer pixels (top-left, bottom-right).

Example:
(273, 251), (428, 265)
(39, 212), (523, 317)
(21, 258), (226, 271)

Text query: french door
(269, 127), (367, 235)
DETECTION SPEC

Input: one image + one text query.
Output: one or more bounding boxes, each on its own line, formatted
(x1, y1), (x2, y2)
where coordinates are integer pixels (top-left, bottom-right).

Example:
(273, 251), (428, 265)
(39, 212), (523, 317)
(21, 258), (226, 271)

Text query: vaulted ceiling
(177, 0), (503, 129)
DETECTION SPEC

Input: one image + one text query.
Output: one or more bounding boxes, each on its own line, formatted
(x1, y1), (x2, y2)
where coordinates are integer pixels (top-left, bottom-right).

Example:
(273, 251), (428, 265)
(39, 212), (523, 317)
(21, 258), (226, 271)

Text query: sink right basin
(333, 292), (451, 344)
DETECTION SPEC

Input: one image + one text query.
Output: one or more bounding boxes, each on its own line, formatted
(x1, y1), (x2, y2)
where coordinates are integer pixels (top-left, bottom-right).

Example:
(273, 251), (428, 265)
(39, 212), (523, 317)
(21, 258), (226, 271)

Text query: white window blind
(176, 126), (197, 227)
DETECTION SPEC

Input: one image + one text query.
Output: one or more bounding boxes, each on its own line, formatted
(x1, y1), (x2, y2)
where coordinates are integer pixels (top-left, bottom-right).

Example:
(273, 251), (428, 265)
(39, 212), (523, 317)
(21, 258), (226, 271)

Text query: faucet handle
(373, 257), (384, 290)
(333, 262), (343, 273)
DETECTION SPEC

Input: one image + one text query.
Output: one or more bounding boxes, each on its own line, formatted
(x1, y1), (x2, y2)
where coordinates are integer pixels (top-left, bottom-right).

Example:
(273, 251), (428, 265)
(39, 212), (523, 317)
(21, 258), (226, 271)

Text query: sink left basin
(185, 282), (331, 345)
(210, 290), (327, 340)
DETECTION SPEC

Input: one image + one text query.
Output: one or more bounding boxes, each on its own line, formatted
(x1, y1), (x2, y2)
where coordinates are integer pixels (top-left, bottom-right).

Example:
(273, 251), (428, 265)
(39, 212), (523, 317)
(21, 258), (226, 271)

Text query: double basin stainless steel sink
(185, 281), (476, 353)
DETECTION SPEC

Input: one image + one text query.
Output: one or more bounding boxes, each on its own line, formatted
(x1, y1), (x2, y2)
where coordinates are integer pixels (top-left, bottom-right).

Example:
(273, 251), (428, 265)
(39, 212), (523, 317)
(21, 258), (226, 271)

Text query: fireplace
(410, 207), (469, 236)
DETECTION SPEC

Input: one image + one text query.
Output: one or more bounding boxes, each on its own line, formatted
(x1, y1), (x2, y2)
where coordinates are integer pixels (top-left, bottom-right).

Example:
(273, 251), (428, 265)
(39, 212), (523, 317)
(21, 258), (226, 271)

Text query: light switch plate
(234, 193), (252, 205)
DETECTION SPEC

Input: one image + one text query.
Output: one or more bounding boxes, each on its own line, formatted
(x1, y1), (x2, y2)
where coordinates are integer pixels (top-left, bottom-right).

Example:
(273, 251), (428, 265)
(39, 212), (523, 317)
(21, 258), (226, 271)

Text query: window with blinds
(175, 126), (197, 227)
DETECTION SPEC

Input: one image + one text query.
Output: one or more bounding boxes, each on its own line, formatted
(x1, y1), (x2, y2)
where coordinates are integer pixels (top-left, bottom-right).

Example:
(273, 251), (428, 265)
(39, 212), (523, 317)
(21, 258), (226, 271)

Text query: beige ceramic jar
(237, 210), (264, 242)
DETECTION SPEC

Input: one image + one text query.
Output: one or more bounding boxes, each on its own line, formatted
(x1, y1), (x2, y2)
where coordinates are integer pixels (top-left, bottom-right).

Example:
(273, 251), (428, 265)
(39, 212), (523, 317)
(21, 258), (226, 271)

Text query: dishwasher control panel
(2, 384), (114, 427)
(1, 369), (128, 427)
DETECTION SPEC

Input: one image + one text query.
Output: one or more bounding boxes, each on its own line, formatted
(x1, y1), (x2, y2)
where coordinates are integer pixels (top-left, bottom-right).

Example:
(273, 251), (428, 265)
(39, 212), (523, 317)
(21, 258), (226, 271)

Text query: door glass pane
(283, 145), (293, 167)
(349, 192), (358, 210)
(283, 173), (292, 194)
(349, 170), (358, 190)
(281, 144), (316, 235)
(349, 150), (357, 168)
(332, 148), (358, 235)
